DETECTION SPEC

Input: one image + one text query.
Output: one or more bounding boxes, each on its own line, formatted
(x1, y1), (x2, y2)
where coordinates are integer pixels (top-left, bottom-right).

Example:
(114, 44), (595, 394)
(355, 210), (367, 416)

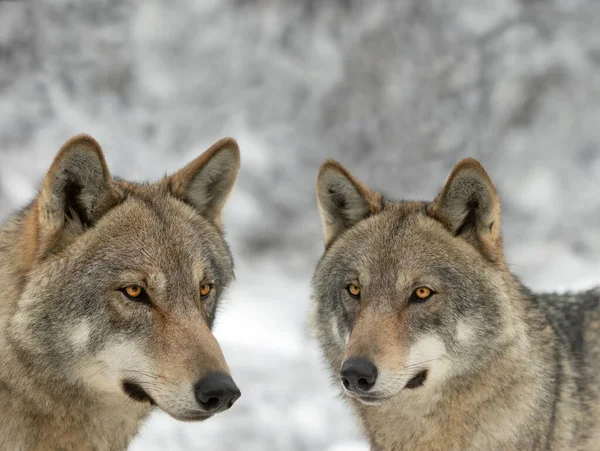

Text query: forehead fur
(73, 180), (234, 278)
(318, 200), (489, 281)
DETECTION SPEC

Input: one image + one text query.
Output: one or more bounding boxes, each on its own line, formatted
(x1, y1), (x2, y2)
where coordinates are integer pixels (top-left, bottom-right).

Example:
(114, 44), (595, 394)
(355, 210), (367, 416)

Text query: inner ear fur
(316, 160), (382, 248)
(168, 137), (240, 228)
(429, 158), (503, 262)
(36, 134), (116, 254)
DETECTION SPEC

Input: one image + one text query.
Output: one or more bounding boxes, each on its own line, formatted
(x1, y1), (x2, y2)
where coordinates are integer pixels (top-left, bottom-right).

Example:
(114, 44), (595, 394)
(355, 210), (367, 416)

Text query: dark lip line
(122, 380), (156, 406)
(176, 412), (213, 421)
(404, 369), (428, 389)
(342, 368), (429, 403)
(344, 392), (392, 403)
(122, 381), (216, 421)
(357, 395), (391, 402)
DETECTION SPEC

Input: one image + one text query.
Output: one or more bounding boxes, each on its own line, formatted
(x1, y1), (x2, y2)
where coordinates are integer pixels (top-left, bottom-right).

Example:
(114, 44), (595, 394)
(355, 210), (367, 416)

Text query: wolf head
(312, 158), (522, 406)
(7, 134), (241, 421)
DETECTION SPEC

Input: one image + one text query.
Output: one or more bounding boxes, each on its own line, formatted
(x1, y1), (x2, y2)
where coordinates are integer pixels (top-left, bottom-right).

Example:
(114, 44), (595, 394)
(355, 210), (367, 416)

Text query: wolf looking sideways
(0, 135), (241, 450)
(311, 158), (600, 450)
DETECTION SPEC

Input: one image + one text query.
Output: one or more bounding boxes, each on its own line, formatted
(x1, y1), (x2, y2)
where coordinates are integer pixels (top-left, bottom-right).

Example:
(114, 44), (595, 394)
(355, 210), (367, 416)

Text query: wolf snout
(340, 358), (378, 394)
(194, 373), (241, 413)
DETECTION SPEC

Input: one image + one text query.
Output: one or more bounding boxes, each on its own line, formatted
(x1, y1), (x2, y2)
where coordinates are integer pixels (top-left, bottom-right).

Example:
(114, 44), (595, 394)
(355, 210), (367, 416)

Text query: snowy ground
(1, 0), (600, 449)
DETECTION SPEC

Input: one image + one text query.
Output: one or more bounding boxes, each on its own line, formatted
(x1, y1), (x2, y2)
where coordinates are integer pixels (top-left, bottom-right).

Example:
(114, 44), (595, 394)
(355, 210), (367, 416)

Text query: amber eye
(125, 285), (142, 297)
(416, 287), (431, 299)
(346, 283), (361, 299)
(200, 284), (213, 299)
(410, 286), (435, 303)
(121, 285), (150, 304)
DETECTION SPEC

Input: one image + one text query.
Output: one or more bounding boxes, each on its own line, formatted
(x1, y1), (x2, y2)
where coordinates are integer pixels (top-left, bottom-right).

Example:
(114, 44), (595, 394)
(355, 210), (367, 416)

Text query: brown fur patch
(344, 304), (409, 372)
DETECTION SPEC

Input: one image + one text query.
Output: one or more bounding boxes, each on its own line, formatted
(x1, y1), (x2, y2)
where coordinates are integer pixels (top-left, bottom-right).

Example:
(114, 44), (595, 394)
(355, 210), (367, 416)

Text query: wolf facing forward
(0, 135), (242, 450)
(311, 158), (600, 450)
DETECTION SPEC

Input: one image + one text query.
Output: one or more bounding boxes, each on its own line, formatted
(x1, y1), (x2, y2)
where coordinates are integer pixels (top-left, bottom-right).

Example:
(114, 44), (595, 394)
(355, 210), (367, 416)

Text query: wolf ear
(429, 158), (503, 262)
(169, 137), (240, 228)
(37, 134), (115, 247)
(317, 160), (382, 248)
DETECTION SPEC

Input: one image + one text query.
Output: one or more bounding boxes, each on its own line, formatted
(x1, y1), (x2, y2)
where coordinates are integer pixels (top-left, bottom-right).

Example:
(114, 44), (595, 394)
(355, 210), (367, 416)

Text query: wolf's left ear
(429, 158), (503, 262)
(169, 138), (240, 228)
(317, 161), (383, 248)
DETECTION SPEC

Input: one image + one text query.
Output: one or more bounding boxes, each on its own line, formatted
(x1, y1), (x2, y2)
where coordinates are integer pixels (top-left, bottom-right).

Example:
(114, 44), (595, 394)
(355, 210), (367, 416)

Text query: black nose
(340, 358), (378, 394)
(194, 373), (241, 412)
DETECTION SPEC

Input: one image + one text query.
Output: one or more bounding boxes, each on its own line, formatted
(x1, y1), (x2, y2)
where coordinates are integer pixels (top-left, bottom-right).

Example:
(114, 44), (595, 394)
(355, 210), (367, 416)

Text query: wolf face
(311, 159), (520, 406)
(6, 135), (241, 421)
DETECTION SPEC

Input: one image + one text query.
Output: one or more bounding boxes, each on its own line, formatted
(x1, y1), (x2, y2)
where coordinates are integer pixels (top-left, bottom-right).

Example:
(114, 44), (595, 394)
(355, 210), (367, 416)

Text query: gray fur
(0, 134), (241, 450)
(311, 158), (600, 450)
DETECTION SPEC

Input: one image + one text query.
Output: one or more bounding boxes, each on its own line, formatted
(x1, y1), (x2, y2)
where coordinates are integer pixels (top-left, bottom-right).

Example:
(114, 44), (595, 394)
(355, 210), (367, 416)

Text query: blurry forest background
(1, 1), (600, 449)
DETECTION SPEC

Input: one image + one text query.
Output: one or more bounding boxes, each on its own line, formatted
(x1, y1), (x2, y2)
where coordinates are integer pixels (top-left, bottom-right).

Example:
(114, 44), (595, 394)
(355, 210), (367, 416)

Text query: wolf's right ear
(37, 134), (116, 251)
(429, 158), (503, 262)
(317, 161), (382, 248)
(169, 138), (240, 229)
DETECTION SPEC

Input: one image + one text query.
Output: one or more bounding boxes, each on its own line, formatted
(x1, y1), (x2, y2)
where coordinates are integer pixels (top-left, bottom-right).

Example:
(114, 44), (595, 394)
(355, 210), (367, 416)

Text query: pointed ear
(37, 134), (116, 249)
(429, 158), (503, 262)
(169, 137), (240, 227)
(316, 160), (383, 248)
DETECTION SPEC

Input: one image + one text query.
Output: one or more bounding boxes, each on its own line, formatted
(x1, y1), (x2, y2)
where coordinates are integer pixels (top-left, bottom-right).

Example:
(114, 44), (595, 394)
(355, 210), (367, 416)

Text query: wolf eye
(409, 287), (435, 303)
(200, 284), (213, 299)
(121, 285), (150, 304)
(346, 283), (361, 299)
